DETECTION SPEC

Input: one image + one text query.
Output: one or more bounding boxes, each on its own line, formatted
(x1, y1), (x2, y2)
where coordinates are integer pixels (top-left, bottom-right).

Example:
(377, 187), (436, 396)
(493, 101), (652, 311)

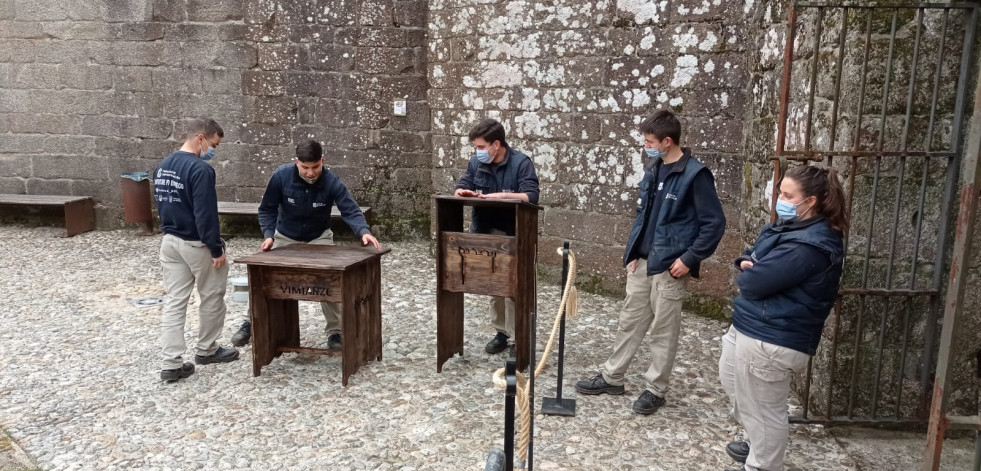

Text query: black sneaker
(484, 332), (509, 354)
(327, 333), (342, 350)
(574, 374), (625, 395)
(161, 362), (195, 383)
(726, 441), (749, 463)
(231, 321), (252, 347)
(632, 390), (666, 415)
(194, 346), (240, 365)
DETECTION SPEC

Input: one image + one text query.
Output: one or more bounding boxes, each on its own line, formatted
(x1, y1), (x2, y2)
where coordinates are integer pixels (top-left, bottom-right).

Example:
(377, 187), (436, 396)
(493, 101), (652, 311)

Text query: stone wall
(427, 0), (752, 314)
(0, 0), (431, 238)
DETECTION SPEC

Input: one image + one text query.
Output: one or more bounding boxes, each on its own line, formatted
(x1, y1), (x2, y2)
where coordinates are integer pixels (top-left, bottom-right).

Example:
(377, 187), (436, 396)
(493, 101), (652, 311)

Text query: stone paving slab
(0, 227), (858, 470)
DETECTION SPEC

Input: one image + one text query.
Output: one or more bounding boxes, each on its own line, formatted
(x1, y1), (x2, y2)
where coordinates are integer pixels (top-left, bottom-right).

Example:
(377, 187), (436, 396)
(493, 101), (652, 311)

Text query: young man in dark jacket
(454, 118), (540, 354)
(576, 110), (726, 414)
(230, 140), (382, 349)
(154, 118), (240, 383)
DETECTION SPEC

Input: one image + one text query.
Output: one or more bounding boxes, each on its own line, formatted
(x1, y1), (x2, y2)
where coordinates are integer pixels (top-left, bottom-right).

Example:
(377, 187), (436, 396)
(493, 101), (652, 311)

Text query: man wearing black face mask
(453, 118), (541, 354)
(154, 118), (239, 383)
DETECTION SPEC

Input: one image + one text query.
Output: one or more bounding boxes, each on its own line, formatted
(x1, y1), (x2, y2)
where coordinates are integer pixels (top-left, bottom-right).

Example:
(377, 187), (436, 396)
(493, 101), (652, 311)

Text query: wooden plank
(248, 265), (273, 377)
(259, 267), (344, 303)
(433, 194), (541, 211)
(513, 204), (540, 372)
(217, 201), (370, 218)
(278, 347), (342, 356)
(435, 197), (466, 373)
(63, 198), (96, 237)
(0, 194), (93, 205)
(236, 244), (390, 270)
(441, 232), (515, 297)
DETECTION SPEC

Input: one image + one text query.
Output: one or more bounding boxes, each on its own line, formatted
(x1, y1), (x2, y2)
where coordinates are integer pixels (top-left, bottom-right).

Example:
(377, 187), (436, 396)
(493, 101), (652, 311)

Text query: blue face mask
(645, 147), (664, 159)
(476, 149), (493, 164)
(776, 198), (811, 221)
(199, 137), (216, 161)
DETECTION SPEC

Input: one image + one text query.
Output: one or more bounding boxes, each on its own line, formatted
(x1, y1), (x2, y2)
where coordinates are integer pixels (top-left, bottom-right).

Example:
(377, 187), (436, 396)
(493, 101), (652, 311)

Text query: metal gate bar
(771, 2), (979, 427)
(923, 4), (981, 465)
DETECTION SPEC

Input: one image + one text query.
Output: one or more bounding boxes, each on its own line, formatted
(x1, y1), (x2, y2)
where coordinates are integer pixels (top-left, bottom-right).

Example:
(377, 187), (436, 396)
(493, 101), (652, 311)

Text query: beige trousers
(719, 325), (810, 471)
(270, 229), (342, 335)
(159, 234), (229, 369)
(600, 260), (687, 397)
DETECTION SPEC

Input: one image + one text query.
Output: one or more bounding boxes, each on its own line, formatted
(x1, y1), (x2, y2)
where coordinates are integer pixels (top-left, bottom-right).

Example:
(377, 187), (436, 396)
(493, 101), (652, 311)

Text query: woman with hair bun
(720, 165), (849, 471)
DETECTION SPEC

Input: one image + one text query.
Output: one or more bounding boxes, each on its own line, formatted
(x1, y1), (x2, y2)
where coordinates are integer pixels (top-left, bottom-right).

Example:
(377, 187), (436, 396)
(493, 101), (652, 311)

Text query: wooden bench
(217, 202), (371, 221)
(0, 194), (96, 237)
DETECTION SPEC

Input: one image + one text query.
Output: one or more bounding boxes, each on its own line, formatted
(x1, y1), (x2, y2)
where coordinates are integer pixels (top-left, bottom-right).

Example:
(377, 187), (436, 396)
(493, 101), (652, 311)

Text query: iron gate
(771, 2), (979, 426)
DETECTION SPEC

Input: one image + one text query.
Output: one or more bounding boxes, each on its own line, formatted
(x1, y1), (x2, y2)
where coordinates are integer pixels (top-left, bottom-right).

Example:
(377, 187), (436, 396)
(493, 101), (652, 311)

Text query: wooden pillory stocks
(433, 195), (541, 372)
(236, 244), (390, 386)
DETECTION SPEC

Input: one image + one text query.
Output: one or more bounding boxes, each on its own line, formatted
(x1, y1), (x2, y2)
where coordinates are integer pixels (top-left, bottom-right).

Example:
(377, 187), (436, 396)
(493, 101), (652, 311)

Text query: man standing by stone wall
(576, 110), (726, 414)
(230, 139), (383, 349)
(453, 118), (541, 354)
(154, 119), (240, 383)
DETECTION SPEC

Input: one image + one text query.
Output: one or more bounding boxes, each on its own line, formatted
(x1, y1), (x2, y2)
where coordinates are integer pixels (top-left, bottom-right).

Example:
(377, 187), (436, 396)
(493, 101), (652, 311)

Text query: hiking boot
(161, 362), (195, 383)
(726, 441), (749, 463)
(231, 321), (251, 347)
(327, 333), (342, 350)
(484, 332), (509, 354)
(575, 374), (625, 396)
(194, 346), (240, 365)
(632, 390), (666, 415)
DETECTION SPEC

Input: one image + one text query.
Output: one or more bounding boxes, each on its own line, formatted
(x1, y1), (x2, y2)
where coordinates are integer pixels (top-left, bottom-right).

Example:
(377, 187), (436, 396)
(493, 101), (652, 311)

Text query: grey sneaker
(575, 374), (625, 395)
(632, 390), (666, 415)
(194, 346), (240, 365)
(161, 362), (195, 383)
(231, 321), (251, 347)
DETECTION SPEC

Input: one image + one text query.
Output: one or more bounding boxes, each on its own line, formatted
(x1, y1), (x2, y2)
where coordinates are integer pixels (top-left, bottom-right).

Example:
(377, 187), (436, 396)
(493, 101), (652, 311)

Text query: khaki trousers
(270, 229), (342, 335)
(719, 325), (810, 471)
(159, 234), (229, 369)
(600, 260), (687, 397)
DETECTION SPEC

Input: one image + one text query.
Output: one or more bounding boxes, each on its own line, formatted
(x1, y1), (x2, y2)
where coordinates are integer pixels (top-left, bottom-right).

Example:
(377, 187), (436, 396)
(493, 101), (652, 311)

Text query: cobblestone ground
(0, 227), (858, 470)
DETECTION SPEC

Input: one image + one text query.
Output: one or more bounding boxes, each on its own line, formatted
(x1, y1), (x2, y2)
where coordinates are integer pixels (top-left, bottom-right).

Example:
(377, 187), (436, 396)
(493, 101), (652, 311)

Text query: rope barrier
(492, 246), (578, 461)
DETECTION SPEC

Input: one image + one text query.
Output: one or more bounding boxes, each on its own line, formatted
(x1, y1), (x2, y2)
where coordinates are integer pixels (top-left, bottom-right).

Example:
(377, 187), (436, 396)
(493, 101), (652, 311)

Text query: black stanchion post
(527, 311), (535, 471)
(504, 355), (516, 471)
(541, 241), (576, 417)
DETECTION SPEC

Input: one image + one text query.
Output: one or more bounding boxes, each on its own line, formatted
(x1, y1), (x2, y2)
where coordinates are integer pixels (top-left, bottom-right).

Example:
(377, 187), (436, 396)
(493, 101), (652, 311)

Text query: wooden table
(235, 244), (390, 386)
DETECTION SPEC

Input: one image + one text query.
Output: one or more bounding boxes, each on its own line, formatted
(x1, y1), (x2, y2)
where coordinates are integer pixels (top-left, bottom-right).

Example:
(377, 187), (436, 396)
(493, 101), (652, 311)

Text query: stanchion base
(541, 397), (576, 417)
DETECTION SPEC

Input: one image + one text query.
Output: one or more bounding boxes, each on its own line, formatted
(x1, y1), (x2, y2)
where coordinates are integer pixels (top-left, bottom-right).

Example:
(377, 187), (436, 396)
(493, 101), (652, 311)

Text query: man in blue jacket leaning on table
(230, 139), (383, 349)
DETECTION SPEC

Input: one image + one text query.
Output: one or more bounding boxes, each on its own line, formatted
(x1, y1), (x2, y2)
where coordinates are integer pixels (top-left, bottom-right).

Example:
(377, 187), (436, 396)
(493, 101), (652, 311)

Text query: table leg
(249, 267), (271, 377)
(436, 290), (464, 372)
(370, 260), (383, 362)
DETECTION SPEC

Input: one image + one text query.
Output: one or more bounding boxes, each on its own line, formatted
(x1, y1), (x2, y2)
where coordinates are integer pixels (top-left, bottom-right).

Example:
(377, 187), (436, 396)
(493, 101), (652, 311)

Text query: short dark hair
(295, 139), (323, 162)
(638, 110), (681, 144)
(184, 118), (224, 140)
(468, 118), (508, 148)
